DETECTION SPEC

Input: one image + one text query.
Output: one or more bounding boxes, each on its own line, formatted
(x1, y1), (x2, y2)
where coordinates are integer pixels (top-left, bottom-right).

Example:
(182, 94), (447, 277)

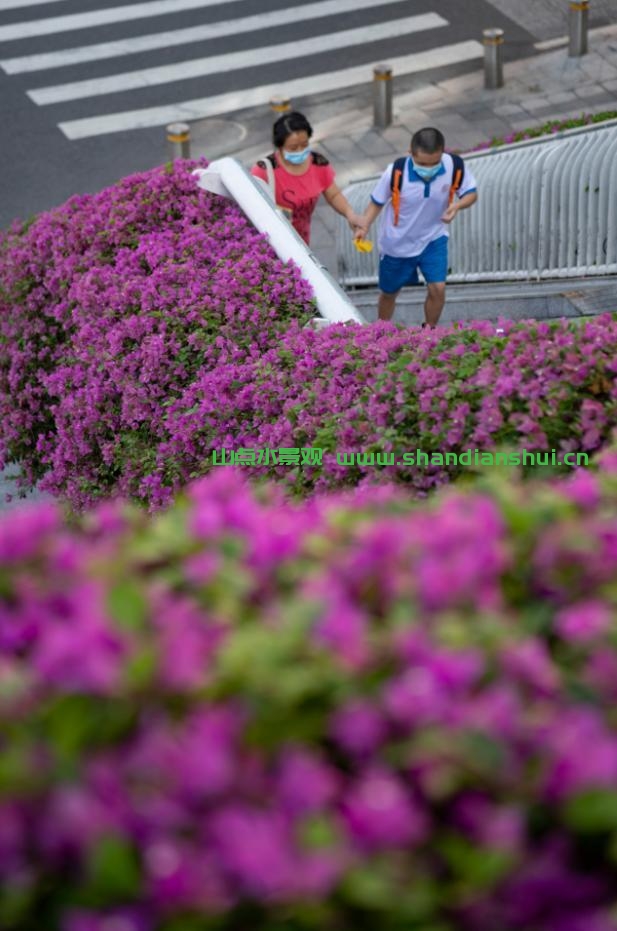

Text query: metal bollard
(166, 122), (191, 159)
(270, 95), (291, 114)
(569, 0), (589, 57)
(483, 28), (504, 89)
(373, 64), (393, 129)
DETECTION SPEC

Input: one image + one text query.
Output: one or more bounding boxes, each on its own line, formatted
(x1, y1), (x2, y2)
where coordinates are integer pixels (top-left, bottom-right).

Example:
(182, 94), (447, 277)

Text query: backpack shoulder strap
(389, 156), (407, 227)
(260, 153), (277, 201)
(448, 153), (465, 204)
(311, 151), (330, 167)
(390, 156), (407, 193)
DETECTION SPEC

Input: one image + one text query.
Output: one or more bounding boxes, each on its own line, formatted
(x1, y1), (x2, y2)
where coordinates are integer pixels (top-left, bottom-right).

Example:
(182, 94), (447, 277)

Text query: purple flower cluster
(1, 461), (617, 930)
(0, 159), (315, 506)
(154, 315), (617, 506)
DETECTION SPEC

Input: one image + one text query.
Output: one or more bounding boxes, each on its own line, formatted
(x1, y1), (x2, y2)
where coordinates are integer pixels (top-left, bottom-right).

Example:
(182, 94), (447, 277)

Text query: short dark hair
(273, 111), (313, 148)
(411, 127), (445, 154)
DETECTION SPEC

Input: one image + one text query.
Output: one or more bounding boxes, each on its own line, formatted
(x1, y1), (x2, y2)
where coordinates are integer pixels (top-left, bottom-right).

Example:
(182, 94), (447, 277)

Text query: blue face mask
(412, 160), (442, 181)
(283, 147), (311, 165)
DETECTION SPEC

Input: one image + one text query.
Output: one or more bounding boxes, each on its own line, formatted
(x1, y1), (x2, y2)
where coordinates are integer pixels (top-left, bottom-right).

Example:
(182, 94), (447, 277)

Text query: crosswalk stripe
(0, 0), (66, 9)
(28, 14), (448, 105)
(0, 0), (247, 41)
(59, 40), (484, 141)
(1, 0), (407, 74)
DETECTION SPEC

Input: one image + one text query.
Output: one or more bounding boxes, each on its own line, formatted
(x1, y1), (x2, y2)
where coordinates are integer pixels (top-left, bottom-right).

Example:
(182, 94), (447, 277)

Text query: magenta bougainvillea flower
(0, 159), (315, 507)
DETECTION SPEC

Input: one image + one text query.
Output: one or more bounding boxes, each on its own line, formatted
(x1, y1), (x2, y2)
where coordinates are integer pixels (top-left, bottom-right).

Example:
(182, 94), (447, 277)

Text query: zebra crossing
(0, 0), (493, 142)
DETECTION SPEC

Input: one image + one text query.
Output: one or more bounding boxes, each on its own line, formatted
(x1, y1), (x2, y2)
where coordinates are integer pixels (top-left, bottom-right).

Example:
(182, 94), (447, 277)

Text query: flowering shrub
(2, 163), (617, 510)
(0, 160), (315, 505)
(470, 110), (617, 151)
(2, 460), (617, 930)
(149, 315), (617, 506)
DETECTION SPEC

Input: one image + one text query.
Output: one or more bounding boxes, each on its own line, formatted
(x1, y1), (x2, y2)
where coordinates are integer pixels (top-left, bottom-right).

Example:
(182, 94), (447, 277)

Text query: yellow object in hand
(353, 238), (373, 253)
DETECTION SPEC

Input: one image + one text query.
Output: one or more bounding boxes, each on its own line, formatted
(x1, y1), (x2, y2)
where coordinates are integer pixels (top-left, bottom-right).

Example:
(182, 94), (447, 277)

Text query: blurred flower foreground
(2, 161), (617, 931)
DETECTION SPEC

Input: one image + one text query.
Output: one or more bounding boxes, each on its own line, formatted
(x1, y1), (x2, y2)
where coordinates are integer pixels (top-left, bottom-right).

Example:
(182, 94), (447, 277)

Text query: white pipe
(192, 158), (366, 325)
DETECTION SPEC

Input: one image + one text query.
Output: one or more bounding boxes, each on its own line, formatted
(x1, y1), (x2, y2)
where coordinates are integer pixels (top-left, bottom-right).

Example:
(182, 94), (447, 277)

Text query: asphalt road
(0, 0), (547, 231)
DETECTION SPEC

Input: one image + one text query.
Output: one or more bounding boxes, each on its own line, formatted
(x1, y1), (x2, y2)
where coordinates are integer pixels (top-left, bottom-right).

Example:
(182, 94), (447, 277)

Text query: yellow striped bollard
(166, 122), (191, 159)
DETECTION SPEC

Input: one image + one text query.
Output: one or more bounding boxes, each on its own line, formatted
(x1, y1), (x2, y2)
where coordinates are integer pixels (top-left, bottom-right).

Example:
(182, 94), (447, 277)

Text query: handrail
(465, 115), (617, 159)
(193, 158), (366, 324)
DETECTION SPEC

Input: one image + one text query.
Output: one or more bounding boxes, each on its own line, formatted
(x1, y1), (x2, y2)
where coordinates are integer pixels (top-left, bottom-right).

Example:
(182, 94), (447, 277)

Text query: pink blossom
(556, 600), (613, 643)
(341, 766), (428, 850)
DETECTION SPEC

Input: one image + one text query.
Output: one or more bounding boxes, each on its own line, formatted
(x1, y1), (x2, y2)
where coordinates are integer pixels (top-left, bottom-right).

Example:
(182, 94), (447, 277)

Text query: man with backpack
(354, 127), (478, 325)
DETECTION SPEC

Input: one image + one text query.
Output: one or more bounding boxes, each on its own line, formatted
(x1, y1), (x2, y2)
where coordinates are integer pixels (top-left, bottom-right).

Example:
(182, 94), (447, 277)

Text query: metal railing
(336, 120), (617, 286)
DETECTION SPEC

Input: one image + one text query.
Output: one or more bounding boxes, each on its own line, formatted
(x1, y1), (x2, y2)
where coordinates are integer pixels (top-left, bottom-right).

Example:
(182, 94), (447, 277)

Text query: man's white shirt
(370, 153), (477, 258)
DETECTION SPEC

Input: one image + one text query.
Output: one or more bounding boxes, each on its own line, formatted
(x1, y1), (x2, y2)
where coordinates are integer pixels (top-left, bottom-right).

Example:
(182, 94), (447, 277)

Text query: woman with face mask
(251, 111), (363, 246)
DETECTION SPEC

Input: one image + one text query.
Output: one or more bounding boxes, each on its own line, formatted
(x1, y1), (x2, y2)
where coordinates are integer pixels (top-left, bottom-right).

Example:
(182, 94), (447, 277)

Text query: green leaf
(38, 694), (135, 764)
(87, 834), (141, 902)
(340, 864), (395, 909)
(107, 580), (148, 631)
(161, 917), (223, 931)
(130, 505), (191, 563)
(438, 834), (514, 891)
(0, 878), (36, 928)
(340, 861), (444, 925)
(124, 645), (158, 689)
(462, 730), (506, 773)
(298, 814), (340, 850)
(564, 789), (617, 833)
(0, 739), (39, 795)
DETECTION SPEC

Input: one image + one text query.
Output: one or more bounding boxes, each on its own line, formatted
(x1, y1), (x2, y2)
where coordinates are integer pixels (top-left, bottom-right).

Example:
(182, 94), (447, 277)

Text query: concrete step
(347, 276), (617, 325)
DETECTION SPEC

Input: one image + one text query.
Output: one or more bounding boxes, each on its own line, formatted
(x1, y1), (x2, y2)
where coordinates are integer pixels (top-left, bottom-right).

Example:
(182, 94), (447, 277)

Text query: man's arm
(442, 190), (478, 224)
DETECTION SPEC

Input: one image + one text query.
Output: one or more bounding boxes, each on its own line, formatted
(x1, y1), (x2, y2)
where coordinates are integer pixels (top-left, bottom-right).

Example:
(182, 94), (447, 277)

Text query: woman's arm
(323, 183), (364, 231)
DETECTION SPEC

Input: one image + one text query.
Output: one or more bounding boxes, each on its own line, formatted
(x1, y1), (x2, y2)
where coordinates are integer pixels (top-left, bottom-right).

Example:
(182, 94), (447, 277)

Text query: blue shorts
(378, 235), (448, 294)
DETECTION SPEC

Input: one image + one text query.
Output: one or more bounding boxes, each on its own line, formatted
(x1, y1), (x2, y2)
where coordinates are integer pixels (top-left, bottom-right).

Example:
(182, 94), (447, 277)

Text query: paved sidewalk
(190, 23), (617, 279)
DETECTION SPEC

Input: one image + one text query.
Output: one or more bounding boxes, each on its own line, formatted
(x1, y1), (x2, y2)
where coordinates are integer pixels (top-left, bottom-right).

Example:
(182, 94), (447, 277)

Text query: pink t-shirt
(251, 152), (335, 244)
